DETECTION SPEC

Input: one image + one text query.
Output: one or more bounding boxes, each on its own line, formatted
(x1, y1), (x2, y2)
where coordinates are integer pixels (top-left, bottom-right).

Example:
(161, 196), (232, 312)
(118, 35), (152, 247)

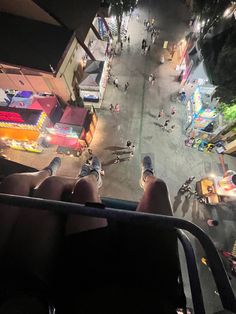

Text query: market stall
(79, 60), (108, 108)
(196, 171), (236, 205)
(45, 106), (97, 152)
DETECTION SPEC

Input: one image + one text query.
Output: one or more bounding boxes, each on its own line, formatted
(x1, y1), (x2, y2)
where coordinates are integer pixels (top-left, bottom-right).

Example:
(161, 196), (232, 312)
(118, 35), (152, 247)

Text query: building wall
(0, 0), (59, 25)
(0, 65), (70, 102)
(57, 37), (86, 101)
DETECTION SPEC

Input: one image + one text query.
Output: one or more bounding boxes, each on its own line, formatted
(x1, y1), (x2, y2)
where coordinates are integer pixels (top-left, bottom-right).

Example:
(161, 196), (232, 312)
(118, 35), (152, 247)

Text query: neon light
(0, 112), (24, 123)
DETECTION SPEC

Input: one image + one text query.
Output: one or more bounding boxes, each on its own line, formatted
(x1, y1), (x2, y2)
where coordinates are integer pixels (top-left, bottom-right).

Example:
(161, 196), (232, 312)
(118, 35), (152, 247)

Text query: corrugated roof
(0, 12), (72, 72)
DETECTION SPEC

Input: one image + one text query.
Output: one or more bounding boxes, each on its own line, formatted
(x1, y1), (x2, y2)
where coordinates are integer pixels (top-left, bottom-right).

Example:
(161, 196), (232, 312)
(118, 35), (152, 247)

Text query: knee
(147, 179), (169, 196)
(35, 176), (65, 196)
(73, 177), (95, 195)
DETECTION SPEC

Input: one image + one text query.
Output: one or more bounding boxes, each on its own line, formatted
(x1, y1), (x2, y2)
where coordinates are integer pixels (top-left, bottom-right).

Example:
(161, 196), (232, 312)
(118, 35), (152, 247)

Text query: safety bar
(0, 193), (235, 313)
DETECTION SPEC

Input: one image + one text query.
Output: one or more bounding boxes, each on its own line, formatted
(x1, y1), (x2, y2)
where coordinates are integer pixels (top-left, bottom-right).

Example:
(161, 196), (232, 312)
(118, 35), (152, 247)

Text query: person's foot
(90, 156), (103, 188)
(78, 164), (91, 178)
(140, 156), (154, 188)
(44, 157), (61, 176)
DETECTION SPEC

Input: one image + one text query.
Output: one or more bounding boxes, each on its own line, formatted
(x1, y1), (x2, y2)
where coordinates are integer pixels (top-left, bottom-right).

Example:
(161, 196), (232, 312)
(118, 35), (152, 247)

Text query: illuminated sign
(193, 87), (202, 113)
(0, 111), (24, 123)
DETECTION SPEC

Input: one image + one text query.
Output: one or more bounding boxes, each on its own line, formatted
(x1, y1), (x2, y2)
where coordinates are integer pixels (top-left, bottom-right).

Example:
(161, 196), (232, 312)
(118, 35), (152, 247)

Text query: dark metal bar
(177, 230), (205, 314)
(91, 23), (102, 40)
(0, 193), (235, 312)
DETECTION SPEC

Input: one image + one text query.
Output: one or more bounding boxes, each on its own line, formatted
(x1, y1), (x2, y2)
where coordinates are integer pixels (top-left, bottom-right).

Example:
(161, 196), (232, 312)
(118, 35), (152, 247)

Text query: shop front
(0, 107), (47, 152)
(45, 107), (97, 153)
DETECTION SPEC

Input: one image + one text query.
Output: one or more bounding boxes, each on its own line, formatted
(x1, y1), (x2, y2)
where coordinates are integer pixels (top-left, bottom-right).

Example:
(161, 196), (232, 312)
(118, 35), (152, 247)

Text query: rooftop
(0, 12), (72, 72)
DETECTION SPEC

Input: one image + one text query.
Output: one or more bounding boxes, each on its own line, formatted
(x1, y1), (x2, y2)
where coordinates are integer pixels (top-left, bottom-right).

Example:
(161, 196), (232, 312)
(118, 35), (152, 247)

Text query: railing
(0, 193), (235, 314)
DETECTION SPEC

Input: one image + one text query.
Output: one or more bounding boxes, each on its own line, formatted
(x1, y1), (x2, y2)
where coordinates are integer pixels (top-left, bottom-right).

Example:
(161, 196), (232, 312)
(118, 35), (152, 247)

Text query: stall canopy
(10, 95), (63, 124)
(59, 107), (88, 126)
(85, 60), (104, 74)
(79, 73), (101, 91)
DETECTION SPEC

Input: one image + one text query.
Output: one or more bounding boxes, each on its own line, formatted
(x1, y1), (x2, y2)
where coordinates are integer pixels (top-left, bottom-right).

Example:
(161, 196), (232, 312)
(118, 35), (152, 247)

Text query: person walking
(126, 140), (132, 149)
(114, 155), (120, 164)
(120, 41), (123, 50)
(114, 77), (119, 88)
(207, 219), (219, 227)
(124, 82), (130, 92)
(171, 106), (176, 116)
(115, 104), (120, 112)
(157, 110), (164, 120)
(109, 104), (114, 112)
(151, 74), (155, 85)
(168, 125), (175, 133)
(162, 119), (170, 131)
(149, 73), (154, 83)
(127, 36), (130, 44)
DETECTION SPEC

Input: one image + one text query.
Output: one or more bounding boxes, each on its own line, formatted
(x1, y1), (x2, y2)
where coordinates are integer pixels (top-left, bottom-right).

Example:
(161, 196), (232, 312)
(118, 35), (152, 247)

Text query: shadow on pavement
(181, 196), (191, 217)
(154, 122), (163, 127)
(147, 111), (156, 119)
(173, 191), (182, 213)
(112, 151), (130, 156)
(104, 146), (126, 151)
(103, 157), (131, 167)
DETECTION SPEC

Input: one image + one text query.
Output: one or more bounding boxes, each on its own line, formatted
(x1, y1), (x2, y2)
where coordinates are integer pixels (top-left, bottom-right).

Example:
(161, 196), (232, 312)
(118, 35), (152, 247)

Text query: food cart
(196, 170), (236, 205)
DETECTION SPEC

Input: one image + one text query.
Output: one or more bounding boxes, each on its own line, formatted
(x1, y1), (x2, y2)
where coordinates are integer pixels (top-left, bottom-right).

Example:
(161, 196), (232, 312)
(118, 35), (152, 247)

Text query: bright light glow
(209, 173), (216, 178)
(196, 22), (201, 32)
(223, 8), (231, 17)
(45, 135), (51, 141)
(201, 20), (205, 27)
(111, 16), (116, 23)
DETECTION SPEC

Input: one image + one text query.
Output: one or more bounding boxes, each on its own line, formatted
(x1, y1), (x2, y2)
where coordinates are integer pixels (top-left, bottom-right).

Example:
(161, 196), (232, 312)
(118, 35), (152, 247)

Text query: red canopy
(59, 107), (88, 126)
(29, 96), (58, 117)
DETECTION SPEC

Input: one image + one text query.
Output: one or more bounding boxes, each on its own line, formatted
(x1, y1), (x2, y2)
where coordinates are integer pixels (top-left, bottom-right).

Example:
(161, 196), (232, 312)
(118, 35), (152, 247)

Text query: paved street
(4, 0), (236, 311)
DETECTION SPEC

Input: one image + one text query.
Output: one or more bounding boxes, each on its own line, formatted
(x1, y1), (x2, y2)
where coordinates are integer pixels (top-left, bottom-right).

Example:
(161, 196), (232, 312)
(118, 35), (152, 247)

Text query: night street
(2, 0), (236, 312)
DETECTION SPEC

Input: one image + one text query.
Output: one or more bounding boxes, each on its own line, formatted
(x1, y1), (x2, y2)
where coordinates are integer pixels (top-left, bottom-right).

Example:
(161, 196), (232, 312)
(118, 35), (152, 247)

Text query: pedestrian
(151, 74), (155, 85)
(145, 45), (149, 55)
(124, 82), (130, 92)
(109, 104), (114, 111)
(127, 36), (130, 44)
(114, 77), (119, 88)
(168, 125), (175, 133)
(144, 19), (147, 26)
(114, 155), (120, 164)
(131, 144), (135, 151)
(124, 35), (127, 42)
(157, 109), (164, 119)
(162, 119), (170, 131)
(88, 148), (93, 156)
(120, 41), (123, 50)
(152, 35), (156, 44)
(207, 219), (219, 227)
(130, 151), (134, 158)
(171, 106), (176, 116)
(126, 140), (132, 148)
(115, 103), (120, 112)
(149, 73), (153, 83)
(146, 21), (150, 31)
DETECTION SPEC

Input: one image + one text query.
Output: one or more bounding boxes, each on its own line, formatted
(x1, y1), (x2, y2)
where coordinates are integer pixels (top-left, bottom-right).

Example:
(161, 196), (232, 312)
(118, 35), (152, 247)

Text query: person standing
(114, 77), (119, 88)
(207, 219), (219, 227)
(149, 73), (153, 83)
(120, 41), (123, 50)
(109, 104), (114, 112)
(114, 155), (120, 164)
(171, 106), (176, 116)
(169, 125), (175, 133)
(162, 119), (170, 131)
(124, 82), (130, 92)
(126, 140), (132, 149)
(115, 104), (120, 112)
(157, 109), (164, 120)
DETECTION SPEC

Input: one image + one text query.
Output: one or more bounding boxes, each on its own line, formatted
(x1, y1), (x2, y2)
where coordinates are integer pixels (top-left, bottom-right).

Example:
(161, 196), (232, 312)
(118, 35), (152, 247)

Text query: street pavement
(4, 0), (236, 312)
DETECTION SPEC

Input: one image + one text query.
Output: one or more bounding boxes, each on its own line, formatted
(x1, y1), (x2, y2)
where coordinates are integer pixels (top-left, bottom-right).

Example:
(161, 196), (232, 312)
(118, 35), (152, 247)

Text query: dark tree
(109, 0), (137, 42)
(193, 0), (231, 39)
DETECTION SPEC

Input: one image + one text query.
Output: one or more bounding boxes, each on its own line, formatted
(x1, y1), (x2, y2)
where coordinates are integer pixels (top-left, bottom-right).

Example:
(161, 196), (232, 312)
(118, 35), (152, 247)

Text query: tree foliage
(217, 102), (236, 121)
(193, 0), (231, 38)
(109, 0), (136, 41)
